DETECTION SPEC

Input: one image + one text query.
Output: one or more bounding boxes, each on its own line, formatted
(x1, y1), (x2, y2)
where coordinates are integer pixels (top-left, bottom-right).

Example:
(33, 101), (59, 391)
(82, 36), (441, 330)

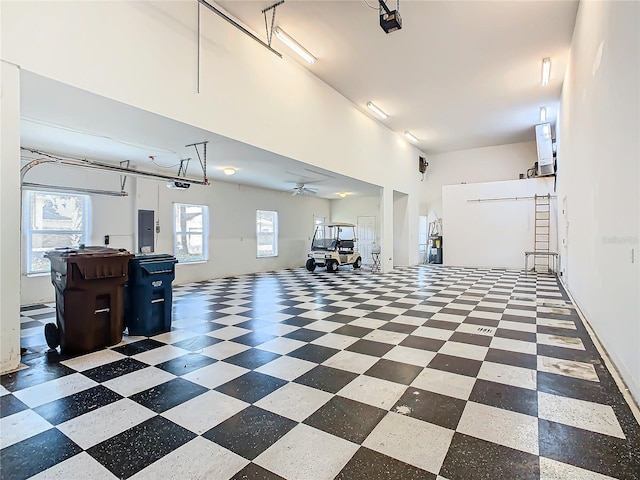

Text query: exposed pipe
(22, 182), (128, 197)
(198, 0), (282, 58)
(467, 195), (557, 203)
(20, 149), (210, 186)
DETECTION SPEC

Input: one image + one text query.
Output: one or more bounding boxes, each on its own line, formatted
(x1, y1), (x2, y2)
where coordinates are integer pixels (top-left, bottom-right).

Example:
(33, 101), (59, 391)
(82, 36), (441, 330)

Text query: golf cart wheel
(306, 259), (316, 272)
(353, 257), (362, 269)
(44, 323), (60, 349)
(327, 260), (339, 273)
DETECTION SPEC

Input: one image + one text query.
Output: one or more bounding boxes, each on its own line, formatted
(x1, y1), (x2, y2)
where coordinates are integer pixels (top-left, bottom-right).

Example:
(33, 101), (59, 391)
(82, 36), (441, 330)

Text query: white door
(561, 196), (568, 282)
(357, 216), (376, 265)
(418, 215), (428, 264)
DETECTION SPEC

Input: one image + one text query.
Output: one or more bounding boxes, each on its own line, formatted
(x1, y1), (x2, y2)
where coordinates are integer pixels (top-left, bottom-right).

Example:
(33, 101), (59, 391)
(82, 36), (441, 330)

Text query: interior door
(419, 215), (428, 264)
(561, 196), (568, 281)
(357, 216), (376, 265)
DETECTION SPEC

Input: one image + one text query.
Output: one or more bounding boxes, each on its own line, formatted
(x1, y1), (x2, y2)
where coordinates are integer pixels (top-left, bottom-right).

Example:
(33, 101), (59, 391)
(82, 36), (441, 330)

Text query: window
(257, 210), (278, 257)
(24, 191), (90, 274)
(174, 203), (208, 263)
(314, 216), (325, 241)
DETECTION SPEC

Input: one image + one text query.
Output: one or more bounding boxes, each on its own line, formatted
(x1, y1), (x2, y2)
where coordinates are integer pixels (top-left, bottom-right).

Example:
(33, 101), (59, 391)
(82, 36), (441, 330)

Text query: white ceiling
(217, 0), (579, 153)
(19, 1), (579, 198)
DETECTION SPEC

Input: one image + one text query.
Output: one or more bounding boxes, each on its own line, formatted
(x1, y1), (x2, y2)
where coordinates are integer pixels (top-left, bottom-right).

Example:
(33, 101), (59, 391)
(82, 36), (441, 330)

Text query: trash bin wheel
(44, 323), (60, 349)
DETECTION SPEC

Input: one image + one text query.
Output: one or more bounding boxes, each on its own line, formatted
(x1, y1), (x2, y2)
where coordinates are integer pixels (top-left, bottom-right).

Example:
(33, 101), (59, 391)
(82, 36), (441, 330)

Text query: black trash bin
(44, 246), (134, 354)
(125, 254), (178, 336)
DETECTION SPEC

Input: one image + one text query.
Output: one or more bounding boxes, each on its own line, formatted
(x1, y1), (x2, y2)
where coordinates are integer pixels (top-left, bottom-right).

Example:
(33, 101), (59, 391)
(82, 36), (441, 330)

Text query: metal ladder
(534, 194), (551, 273)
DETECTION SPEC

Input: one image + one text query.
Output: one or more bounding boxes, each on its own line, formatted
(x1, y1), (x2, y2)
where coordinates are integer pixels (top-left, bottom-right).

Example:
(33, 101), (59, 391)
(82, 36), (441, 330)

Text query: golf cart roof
(316, 222), (356, 228)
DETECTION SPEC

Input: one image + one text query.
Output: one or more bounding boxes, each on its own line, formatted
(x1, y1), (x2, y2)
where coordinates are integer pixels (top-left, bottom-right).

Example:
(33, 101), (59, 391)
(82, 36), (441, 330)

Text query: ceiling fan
(290, 183), (318, 196)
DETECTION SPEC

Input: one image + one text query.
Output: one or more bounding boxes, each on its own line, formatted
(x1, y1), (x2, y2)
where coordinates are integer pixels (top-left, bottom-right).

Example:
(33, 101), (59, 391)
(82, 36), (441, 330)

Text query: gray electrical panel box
(138, 210), (155, 253)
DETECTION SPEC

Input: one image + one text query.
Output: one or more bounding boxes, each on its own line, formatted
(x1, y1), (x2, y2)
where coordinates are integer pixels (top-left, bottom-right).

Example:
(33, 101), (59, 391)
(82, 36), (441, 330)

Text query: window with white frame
(174, 203), (208, 263)
(314, 215), (325, 240)
(24, 191), (90, 274)
(257, 210), (278, 257)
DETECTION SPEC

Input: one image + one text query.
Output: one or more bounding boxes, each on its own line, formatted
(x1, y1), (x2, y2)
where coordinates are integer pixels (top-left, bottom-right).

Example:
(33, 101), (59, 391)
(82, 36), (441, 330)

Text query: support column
(380, 186), (394, 273)
(0, 62), (22, 372)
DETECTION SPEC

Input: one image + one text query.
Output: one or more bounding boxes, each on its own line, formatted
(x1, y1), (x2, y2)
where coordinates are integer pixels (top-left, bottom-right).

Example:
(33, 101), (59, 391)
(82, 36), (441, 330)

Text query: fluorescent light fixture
(541, 57), (551, 86)
(274, 27), (316, 64)
(539, 107), (547, 123)
(403, 131), (418, 143)
(223, 167), (236, 176)
(367, 102), (388, 120)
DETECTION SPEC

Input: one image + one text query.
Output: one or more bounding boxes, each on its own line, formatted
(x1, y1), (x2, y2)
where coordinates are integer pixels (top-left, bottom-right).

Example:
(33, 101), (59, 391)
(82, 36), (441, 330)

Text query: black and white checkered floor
(2, 266), (639, 479)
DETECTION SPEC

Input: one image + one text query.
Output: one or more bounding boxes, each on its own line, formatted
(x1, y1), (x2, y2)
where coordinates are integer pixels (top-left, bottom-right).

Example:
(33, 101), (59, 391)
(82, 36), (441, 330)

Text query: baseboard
(558, 277), (640, 422)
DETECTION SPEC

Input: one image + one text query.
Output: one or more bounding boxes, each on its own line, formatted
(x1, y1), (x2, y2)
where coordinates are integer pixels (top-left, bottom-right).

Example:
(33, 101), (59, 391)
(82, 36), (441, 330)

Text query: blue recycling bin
(125, 254), (178, 336)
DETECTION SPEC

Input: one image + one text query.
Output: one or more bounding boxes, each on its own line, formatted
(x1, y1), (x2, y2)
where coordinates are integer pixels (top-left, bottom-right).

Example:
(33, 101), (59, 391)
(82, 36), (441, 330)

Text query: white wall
(331, 196), (380, 224)
(442, 178), (558, 269)
(393, 191), (410, 266)
(557, 0), (639, 402)
(1, 63), (22, 372)
(1, 0), (425, 370)
(21, 163), (330, 305)
(423, 141), (537, 221)
(331, 195), (380, 238)
(1, 0), (424, 273)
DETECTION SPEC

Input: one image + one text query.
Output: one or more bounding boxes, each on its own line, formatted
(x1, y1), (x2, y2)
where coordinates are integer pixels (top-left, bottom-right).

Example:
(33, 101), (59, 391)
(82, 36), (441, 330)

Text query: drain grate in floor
(477, 327), (495, 334)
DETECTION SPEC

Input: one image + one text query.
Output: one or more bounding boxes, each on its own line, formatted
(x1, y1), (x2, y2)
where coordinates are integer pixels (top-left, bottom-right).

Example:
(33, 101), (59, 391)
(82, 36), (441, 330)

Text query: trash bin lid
(130, 254), (178, 275)
(132, 254), (178, 264)
(44, 247), (133, 280)
(45, 246), (133, 259)
(134, 253), (177, 261)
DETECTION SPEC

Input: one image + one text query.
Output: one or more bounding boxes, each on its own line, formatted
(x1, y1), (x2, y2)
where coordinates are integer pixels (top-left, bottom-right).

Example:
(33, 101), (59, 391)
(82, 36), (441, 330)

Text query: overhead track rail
(262, 1), (285, 47)
(22, 182), (128, 197)
(198, 0), (282, 58)
(20, 148), (211, 186)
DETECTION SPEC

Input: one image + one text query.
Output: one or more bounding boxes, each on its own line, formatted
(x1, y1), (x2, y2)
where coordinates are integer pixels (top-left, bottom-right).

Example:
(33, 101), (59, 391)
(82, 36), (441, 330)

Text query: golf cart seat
(338, 240), (354, 253)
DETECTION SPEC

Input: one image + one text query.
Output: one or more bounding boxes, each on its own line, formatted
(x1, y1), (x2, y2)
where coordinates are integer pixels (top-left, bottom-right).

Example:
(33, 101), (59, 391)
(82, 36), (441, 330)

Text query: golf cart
(306, 222), (362, 272)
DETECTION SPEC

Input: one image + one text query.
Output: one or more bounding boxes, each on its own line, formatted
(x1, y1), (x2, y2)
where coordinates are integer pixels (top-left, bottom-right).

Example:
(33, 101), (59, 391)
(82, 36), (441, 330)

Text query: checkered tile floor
(2, 266), (639, 479)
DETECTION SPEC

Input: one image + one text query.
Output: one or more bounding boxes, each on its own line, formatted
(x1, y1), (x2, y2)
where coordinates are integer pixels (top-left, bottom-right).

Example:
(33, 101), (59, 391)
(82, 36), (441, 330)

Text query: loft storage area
(1, 1), (638, 479)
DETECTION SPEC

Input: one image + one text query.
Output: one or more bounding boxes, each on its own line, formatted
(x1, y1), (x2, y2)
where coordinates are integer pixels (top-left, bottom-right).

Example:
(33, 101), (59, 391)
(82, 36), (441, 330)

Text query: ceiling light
(367, 102), (388, 120)
(541, 57), (551, 86)
(403, 131), (418, 143)
(274, 27), (316, 64)
(223, 167), (236, 176)
(539, 107), (547, 123)
(337, 192), (348, 198)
